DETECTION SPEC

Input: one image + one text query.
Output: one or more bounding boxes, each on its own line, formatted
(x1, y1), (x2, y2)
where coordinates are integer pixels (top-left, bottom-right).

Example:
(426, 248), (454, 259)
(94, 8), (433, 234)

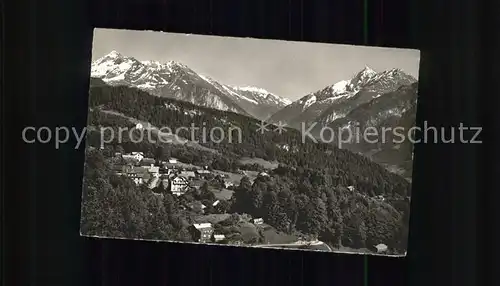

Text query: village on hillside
(109, 150), (275, 245)
(92, 149), (392, 254)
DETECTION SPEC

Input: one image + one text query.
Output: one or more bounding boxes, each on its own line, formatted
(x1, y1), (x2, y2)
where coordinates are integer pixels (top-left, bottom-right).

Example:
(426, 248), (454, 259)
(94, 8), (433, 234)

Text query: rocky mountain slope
(267, 67), (418, 180)
(91, 51), (291, 120)
(323, 83), (419, 180)
(268, 67), (416, 128)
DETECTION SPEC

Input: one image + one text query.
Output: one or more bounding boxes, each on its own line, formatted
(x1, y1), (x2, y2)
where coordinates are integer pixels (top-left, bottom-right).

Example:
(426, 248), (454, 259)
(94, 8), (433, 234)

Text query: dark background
(4, 0), (489, 285)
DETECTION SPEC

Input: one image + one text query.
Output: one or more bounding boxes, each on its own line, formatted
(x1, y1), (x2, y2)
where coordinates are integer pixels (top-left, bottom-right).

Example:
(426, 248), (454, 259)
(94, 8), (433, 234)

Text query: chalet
(170, 176), (189, 196)
(253, 218), (264, 225)
(190, 223), (214, 243)
(120, 166), (148, 185)
(162, 163), (178, 174)
(127, 173), (144, 185)
(122, 152), (144, 162)
(258, 172), (269, 177)
(213, 234), (226, 242)
(347, 186), (355, 192)
(224, 181), (234, 188)
(168, 158), (178, 164)
(375, 243), (388, 253)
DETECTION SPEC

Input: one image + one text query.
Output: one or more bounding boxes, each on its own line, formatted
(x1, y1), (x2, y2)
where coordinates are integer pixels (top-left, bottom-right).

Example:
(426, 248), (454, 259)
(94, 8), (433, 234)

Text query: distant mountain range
(91, 51), (291, 121)
(268, 66), (417, 128)
(265, 66), (418, 180)
(90, 51), (418, 180)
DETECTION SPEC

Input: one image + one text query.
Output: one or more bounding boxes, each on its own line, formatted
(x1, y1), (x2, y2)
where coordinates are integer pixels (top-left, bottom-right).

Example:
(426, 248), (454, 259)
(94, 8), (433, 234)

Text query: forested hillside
(87, 80), (411, 198)
(81, 80), (412, 254)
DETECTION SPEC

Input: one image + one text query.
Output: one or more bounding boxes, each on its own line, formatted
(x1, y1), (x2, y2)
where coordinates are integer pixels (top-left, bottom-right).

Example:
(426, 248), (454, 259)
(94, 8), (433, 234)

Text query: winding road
(253, 240), (333, 251)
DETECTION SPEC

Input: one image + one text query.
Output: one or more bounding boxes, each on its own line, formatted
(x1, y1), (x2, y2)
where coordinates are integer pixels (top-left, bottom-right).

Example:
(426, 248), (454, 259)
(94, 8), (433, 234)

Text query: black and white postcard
(80, 28), (420, 256)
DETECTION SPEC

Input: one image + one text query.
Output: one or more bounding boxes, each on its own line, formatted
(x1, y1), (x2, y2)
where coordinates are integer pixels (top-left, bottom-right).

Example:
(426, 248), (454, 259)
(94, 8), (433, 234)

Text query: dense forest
(81, 79), (412, 254)
(82, 147), (409, 253)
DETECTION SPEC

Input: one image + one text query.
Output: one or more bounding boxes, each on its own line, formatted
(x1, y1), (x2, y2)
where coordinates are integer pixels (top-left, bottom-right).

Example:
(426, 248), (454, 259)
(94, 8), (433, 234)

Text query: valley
(90, 52), (418, 180)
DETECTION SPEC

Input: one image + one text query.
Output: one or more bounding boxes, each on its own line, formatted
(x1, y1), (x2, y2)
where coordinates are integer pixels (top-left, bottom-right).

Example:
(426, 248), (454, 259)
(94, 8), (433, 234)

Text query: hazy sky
(92, 28), (420, 101)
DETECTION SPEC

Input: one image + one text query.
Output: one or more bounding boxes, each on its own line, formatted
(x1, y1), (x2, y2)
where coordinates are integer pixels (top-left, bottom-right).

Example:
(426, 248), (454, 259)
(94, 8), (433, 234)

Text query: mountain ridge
(267, 66), (416, 126)
(91, 51), (291, 121)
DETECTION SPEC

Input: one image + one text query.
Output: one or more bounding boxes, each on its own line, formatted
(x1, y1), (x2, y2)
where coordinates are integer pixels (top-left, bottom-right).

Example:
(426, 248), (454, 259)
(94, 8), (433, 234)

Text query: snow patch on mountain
(235, 86), (269, 94)
(267, 65), (417, 128)
(330, 80), (351, 94)
(232, 86), (292, 106)
(303, 95), (317, 110)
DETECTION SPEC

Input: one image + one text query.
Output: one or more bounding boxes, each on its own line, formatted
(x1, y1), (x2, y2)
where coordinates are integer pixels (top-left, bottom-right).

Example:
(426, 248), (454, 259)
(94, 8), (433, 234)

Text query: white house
(193, 222), (212, 229)
(127, 173), (144, 185)
(212, 200), (220, 207)
(375, 243), (388, 253)
(168, 158), (178, 164)
(170, 176), (189, 196)
(213, 234), (225, 242)
(347, 185), (355, 192)
(192, 223), (214, 243)
(253, 218), (264, 225)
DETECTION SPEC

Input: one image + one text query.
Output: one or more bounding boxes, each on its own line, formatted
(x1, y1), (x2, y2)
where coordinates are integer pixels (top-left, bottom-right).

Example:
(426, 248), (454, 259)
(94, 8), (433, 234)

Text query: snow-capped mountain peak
(107, 50), (122, 58)
(350, 66), (378, 87)
(90, 51), (292, 120)
(361, 65), (376, 74)
(232, 86), (292, 106)
(267, 66), (417, 127)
